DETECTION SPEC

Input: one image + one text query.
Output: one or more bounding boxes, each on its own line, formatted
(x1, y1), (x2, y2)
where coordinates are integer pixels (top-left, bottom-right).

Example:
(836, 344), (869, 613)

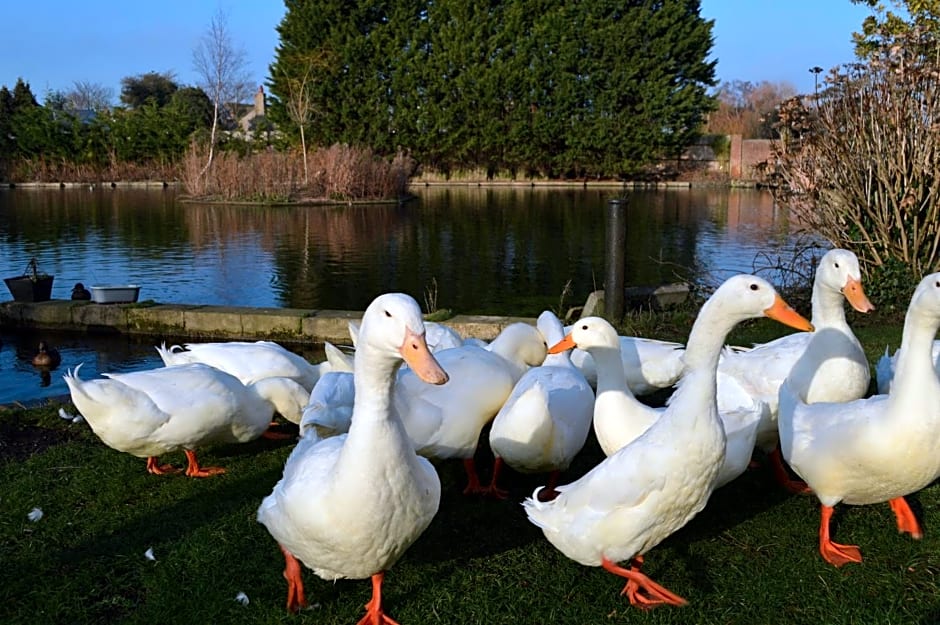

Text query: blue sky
(2, 1), (875, 103)
(701, 0), (876, 93)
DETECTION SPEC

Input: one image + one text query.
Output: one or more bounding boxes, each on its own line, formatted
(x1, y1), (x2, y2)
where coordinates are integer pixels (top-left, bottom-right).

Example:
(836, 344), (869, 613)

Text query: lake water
(0, 185), (816, 405)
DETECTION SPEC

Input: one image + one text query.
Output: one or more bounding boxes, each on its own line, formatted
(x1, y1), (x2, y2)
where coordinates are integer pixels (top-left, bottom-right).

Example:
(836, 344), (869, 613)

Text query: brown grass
(10, 157), (177, 184)
(181, 143), (415, 203)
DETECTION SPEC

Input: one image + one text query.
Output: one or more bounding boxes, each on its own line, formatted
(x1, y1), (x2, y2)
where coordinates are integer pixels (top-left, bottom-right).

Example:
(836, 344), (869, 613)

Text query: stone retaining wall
(0, 300), (533, 344)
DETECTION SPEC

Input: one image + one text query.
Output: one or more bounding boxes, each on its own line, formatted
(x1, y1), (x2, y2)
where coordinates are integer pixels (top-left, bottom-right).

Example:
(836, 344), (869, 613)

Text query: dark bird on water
(32, 341), (61, 368)
(71, 282), (91, 300)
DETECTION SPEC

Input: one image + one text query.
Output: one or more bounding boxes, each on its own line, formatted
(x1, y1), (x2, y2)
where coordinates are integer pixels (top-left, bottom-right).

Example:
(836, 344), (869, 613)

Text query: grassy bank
(3, 315), (939, 625)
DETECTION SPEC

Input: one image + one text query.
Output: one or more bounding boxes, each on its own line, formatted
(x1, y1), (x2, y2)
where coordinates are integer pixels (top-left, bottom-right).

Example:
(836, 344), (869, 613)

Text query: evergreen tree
(271, 0), (715, 177)
(0, 86), (14, 166)
(11, 78), (38, 110)
(269, 0), (417, 151)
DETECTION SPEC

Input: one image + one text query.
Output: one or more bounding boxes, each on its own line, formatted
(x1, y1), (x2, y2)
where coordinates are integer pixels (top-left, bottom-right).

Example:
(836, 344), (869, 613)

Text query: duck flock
(59, 247), (940, 622)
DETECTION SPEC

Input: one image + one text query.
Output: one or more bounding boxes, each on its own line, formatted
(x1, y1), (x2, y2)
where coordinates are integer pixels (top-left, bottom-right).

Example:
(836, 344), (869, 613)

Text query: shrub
(769, 26), (940, 303)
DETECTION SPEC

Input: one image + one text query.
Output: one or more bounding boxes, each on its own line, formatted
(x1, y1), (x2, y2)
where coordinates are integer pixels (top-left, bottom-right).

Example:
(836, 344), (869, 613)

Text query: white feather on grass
(234, 592), (249, 606)
(27, 507), (43, 522)
(144, 547), (156, 561)
(58, 408), (83, 423)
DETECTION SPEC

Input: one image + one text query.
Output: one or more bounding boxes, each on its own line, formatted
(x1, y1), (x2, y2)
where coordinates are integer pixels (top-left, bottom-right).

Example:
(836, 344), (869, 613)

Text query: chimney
(254, 86), (265, 116)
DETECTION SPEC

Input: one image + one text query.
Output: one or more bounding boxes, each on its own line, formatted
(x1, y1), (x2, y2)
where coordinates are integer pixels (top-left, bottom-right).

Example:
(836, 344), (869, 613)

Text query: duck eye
(834, 262), (840, 268)
(581, 324), (588, 330)
(749, 283), (759, 291)
(384, 310), (392, 317)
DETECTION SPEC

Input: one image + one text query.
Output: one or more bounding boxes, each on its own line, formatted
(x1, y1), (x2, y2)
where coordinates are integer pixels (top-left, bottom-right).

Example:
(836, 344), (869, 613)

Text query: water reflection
(0, 186), (809, 317)
(0, 185), (817, 405)
(0, 327), (327, 406)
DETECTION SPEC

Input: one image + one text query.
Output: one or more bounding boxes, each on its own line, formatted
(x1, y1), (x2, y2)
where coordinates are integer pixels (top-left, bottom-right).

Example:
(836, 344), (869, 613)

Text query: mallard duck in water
(32, 341), (61, 368)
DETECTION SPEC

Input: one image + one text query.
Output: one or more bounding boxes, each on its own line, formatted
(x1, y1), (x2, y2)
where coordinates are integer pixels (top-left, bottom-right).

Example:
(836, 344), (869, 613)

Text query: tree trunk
(200, 100), (219, 182)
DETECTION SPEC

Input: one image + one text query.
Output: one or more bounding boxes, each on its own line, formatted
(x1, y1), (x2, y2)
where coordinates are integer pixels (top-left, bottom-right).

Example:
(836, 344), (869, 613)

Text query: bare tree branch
(770, 26), (940, 283)
(66, 81), (114, 112)
(192, 8), (253, 180)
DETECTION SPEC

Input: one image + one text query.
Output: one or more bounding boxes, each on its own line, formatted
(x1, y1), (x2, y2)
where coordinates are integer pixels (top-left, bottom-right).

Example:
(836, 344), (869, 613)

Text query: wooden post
(605, 198), (626, 324)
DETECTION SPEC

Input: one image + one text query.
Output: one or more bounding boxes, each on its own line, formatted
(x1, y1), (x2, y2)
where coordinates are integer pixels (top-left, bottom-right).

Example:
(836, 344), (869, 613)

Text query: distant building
(238, 86), (266, 132)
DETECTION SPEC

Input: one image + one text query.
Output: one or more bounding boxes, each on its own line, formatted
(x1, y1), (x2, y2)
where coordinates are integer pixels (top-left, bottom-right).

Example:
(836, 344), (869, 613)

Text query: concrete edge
(0, 300), (536, 344)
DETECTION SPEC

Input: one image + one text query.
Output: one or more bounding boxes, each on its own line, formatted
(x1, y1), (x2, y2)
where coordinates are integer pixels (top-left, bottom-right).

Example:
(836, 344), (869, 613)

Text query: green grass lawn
(3, 314), (939, 625)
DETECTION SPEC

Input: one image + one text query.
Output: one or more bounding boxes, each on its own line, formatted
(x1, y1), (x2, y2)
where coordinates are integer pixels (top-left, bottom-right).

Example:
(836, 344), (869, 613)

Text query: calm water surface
(0, 185), (813, 404)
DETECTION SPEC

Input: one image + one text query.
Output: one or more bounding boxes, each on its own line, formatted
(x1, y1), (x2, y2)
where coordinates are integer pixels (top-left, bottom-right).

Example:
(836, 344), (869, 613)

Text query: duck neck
(683, 303), (737, 375)
(892, 305), (940, 397)
(810, 278), (846, 329)
(349, 342), (399, 427)
(591, 345), (635, 397)
(673, 302), (739, 419)
(488, 333), (528, 379)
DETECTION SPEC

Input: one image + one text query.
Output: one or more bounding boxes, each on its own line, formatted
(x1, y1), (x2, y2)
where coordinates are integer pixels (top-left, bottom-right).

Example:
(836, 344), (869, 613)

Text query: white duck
(299, 322), (547, 492)
(568, 334), (685, 395)
(485, 310), (595, 500)
(778, 272), (940, 567)
(64, 362), (289, 476)
(348, 319), (463, 353)
(716, 248), (873, 491)
(395, 321), (547, 494)
(425, 321), (465, 351)
(299, 370), (355, 438)
(157, 340), (317, 424)
(524, 275), (812, 609)
(321, 341), (355, 373)
(553, 316), (768, 489)
(295, 342), (358, 438)
(157, 340), (322, 390)
(257, 293), (448, 620)
(874, 341), (940, 394)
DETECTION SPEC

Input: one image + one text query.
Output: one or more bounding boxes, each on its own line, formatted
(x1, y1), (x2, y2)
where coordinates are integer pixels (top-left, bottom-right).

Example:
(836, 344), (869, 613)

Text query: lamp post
(809, 66), (823, 103)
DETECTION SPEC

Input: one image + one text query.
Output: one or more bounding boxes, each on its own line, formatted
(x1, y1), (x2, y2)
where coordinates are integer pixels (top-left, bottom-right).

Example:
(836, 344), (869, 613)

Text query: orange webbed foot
(819, 504), (862, 567)
(183, 449), (226, 478)
(145, 456), (180, 475)
(461, 458), (486, 496)
(768, 447), (811, 494)
(889, 497), (923, 539)
(477, 457), (509, 499)
(186, 466), (226, 478)
(356, 572), (399, 625)
(601, 556), (687, 610)
(820, 539), (863, 567)
(280, 545), (308, 613)
(356, 608), (401, 625)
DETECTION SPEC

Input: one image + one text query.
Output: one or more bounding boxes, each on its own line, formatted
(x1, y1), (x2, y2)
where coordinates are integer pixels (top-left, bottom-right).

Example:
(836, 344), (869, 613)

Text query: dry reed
(10, 157), (177, 184)
(180, 143), (414, 203)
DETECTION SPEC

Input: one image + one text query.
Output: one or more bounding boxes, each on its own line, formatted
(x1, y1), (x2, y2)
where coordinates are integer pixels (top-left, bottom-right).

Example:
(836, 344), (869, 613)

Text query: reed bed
(180, 143), (415, 203)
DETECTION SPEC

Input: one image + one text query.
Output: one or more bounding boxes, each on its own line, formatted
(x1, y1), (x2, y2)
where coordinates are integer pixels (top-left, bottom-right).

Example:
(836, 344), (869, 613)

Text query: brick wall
(683, 134), (772, 182)
(739, 138), (772, 181)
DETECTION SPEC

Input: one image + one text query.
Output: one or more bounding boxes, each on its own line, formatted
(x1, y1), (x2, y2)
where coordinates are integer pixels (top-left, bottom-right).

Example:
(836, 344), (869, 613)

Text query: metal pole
(605, 198), (626, 324)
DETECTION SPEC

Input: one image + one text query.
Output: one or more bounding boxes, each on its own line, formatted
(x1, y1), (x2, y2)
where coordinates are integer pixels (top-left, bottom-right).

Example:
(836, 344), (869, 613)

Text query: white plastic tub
(90, 285), (141, 304)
